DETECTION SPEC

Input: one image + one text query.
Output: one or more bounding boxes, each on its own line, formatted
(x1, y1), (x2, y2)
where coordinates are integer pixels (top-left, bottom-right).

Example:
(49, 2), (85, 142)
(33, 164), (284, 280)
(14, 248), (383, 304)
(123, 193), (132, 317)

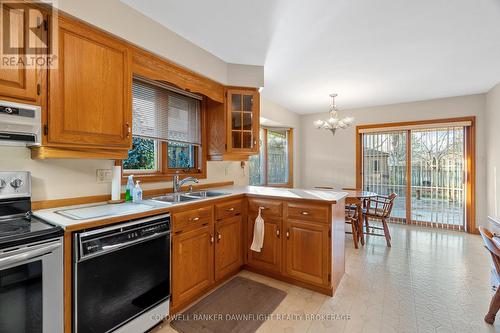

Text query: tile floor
(155, 223), (499, 333)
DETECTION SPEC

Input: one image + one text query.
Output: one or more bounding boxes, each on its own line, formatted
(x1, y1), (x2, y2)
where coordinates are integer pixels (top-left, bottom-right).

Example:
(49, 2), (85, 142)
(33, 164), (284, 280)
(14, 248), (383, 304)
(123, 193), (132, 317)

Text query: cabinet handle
(125, 123), (131, 138)
(217, 232), (222, 242)
(301, 211), (310, 215)
(190, 217), (200, 222)
(286, 229), (290, 239)
(226, 207), (235, 212)
(210, 234), (214, 243)
(276, 229), (280, 238)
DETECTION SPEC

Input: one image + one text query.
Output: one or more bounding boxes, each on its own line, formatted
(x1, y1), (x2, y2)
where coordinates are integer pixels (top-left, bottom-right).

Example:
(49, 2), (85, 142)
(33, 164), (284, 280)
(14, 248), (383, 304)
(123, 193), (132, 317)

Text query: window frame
(116, 95), (207, 184)
(250, 127), (294, 188)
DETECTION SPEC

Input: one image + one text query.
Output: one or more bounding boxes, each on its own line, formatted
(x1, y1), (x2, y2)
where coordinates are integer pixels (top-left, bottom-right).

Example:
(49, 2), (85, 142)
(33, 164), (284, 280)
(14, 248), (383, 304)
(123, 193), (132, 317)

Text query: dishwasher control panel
(76, 214), (170, 261)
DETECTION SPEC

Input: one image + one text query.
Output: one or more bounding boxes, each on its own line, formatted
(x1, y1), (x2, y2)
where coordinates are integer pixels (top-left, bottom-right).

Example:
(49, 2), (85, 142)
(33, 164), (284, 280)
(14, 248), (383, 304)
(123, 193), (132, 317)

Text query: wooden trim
(465, 120), (476, 233)
(355, 116), (476, 233)
(131, 46), (224, 103)
(63, 232), (72, 333)
(31, 181), (234, 210)
(31, 146), (129, 159)
(356, 117), (476, 131)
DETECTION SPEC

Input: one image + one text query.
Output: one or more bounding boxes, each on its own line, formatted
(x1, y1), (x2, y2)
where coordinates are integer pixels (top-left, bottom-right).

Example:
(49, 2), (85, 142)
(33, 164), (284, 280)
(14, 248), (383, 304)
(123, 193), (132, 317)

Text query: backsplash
(0, 147), (249, 201)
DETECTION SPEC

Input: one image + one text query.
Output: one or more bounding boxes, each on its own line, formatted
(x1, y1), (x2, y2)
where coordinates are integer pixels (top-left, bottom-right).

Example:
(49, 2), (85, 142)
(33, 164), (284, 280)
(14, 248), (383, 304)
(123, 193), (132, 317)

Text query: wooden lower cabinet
(171, 223), (214, 308)
(215, 215), (243, 280)
(247, 214), (282, 273)
(285, 219), (330, 286)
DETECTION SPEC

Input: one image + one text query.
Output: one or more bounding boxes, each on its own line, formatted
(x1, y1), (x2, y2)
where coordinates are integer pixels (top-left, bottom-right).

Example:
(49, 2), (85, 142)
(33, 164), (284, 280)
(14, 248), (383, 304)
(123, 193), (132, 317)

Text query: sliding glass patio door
(410, 127), (465, 229)
(362, 131), (408, 221)
(360, 122), (470, 230)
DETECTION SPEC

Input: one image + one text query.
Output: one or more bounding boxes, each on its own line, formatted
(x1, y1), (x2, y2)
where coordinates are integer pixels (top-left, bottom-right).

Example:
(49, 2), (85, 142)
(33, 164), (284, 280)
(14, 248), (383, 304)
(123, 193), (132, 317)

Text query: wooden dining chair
(479, 226), (500, 324)
(363, 193), (397, 247)
(345, 197), (362, 248)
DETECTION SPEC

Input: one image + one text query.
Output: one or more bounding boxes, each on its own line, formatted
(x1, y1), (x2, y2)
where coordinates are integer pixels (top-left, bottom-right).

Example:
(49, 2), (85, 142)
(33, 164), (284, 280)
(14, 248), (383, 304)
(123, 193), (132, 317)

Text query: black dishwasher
(74, 214), (170, 333)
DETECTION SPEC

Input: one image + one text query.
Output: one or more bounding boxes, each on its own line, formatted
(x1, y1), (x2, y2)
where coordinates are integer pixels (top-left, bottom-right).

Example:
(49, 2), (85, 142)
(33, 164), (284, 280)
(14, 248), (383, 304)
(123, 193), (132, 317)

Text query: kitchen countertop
(34, 186), (348, 231)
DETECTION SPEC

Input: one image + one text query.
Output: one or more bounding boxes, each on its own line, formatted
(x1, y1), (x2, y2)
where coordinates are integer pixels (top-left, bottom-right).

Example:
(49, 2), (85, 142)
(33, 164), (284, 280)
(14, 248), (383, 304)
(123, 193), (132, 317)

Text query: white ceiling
(121, 0), (500, 114)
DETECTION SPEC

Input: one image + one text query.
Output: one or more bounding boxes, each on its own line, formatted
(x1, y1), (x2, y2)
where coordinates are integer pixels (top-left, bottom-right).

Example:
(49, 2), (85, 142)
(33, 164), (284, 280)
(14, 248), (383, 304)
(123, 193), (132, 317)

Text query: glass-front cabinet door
(227, 89), (259, 154)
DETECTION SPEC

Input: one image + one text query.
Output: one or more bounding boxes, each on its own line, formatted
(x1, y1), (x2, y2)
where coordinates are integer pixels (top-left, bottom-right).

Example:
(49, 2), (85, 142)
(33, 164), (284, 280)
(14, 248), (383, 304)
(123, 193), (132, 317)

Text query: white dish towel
(250, 207), (265, 252)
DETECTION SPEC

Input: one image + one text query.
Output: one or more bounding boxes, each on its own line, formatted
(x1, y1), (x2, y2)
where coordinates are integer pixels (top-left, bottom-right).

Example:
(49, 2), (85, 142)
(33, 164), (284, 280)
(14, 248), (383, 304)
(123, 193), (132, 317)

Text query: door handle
(217, 232), (222, 242)
(276, 229), (280, 238)
(286, 229), (290, 239)
(0, 242), (60, 269)
(210, 234), (214, 244)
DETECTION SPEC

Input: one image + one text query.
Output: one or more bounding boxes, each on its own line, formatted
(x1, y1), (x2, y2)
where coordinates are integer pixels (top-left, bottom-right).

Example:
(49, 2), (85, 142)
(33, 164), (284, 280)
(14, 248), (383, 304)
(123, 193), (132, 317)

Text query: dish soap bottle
(133, 181), (143, 203)
(125, 175), (134, 202)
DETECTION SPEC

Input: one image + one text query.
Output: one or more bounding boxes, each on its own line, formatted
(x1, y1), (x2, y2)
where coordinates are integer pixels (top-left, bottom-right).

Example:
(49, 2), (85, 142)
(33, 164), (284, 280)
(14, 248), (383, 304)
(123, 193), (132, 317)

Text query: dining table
(344, 189), (378, 246)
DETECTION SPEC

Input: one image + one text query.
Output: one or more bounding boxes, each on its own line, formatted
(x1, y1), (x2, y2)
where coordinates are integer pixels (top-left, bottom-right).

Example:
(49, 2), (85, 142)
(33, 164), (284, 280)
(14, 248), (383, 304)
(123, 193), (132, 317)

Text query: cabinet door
(0, 3), (44, 104)
(285, 220), (330, 286)
(172, 224), (214, 307)
(247, 214), (282, 273)
(226, 89), (259, 153)
(215, 215), (242, 280)
(47, 17), (131, 149)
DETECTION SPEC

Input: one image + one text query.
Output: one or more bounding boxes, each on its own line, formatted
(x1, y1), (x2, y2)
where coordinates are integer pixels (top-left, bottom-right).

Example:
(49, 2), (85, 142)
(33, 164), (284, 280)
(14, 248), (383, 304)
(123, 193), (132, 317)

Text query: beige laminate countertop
(33, 186), (348, 231)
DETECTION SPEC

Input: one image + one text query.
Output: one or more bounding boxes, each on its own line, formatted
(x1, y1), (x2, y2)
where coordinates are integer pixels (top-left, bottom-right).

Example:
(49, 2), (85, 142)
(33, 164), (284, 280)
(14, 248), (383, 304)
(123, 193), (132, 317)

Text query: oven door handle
(0, 242), (61, 269)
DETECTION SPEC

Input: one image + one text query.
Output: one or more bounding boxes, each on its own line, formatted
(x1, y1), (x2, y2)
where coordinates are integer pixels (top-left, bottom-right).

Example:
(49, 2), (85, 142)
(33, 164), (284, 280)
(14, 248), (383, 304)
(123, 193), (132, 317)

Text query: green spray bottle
(125, 174), (134, 201)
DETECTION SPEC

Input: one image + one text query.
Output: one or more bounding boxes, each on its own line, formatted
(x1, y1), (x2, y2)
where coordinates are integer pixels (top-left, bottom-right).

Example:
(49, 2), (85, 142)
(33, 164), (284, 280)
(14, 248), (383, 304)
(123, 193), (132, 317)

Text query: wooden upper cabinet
(215, 215), (243, 280)
(47, 17), (131, 149)
(285, 219), (330, 287)
(206, 88), (260, 161)
(226, 89), (259, 154)
(172, 223), (214, 308)
(0, 3), (45, 104)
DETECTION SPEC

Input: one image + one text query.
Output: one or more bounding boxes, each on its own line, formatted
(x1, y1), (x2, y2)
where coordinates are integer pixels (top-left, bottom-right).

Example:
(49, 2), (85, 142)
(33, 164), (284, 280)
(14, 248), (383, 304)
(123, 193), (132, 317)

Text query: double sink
(150, 190), (230, 204)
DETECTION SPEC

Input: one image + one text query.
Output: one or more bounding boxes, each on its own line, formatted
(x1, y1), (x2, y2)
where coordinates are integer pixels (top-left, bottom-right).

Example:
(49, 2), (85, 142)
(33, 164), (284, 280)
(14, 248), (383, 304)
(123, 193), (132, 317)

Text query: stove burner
(0, 218), (32, 237)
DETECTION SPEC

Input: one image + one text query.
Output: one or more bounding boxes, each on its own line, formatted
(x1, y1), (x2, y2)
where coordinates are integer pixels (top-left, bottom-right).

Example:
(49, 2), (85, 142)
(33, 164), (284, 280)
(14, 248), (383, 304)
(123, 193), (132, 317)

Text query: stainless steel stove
(0, 171), (63, 333)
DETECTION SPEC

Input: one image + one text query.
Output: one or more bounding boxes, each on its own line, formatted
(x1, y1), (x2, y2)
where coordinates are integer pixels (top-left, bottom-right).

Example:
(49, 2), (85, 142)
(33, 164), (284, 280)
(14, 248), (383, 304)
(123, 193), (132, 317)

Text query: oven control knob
(0, 178), (5, 189)
(10, 178), (23, 189)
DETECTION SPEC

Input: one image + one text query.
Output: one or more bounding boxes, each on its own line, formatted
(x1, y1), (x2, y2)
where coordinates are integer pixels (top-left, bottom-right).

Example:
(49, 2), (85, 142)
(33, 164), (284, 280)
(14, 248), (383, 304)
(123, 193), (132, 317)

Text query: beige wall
(299, 94), (487, 227)
(0, 146), (248, 201)
(260, 97), (302, 186)
(57, 0), (263, 87)
(486, 83), (500, 230)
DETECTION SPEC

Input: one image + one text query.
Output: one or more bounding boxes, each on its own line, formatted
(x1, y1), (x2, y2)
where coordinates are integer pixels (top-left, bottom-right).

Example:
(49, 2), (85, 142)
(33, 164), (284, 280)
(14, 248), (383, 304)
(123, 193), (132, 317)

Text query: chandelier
(313, 93), (354, 135)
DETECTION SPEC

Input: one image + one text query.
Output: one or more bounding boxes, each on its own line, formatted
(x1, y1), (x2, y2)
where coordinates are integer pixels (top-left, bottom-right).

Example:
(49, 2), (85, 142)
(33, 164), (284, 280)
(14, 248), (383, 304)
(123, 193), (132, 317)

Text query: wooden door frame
(355, 116), (477, 234)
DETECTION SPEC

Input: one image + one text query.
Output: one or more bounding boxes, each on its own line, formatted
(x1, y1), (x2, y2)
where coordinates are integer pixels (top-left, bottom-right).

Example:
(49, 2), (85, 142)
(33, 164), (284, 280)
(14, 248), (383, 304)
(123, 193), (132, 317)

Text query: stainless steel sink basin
(184, 191), (230, 198)
(150, 193), (200, 204)
(150, 191), (229, 204)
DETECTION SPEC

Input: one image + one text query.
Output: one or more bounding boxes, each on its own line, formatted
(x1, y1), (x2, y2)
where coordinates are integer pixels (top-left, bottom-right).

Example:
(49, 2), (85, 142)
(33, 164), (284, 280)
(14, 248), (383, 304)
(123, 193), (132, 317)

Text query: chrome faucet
(172, 173), (199, 193)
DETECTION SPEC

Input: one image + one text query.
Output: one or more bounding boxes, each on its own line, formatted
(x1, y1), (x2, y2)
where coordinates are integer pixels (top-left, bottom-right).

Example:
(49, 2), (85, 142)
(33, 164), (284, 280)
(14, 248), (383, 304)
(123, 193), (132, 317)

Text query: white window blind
(132, 78), (202, 145)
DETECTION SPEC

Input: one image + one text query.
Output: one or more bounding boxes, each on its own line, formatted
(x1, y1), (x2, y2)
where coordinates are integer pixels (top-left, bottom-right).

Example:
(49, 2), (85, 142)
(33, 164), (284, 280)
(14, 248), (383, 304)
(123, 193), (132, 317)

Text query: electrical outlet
(96, 169), (113, 183)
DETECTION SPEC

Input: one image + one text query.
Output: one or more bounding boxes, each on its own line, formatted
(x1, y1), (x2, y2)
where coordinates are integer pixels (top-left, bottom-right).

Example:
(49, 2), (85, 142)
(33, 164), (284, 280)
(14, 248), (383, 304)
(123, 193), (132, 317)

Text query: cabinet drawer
(248, 198), (283, 218)
(215, 200), (242, 220)
(287, 203), (329, 223)
(173, 206), (213, 232)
